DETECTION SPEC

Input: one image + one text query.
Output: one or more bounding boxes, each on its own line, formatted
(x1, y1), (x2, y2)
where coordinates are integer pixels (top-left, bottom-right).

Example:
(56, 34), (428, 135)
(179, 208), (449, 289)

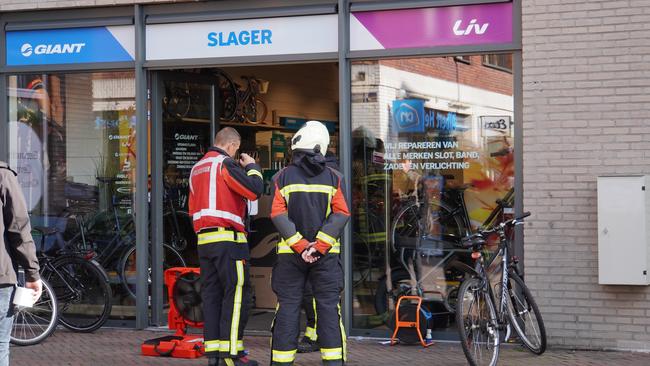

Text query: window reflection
(351, 55), (514, 334)
(8, 72), (137, 317)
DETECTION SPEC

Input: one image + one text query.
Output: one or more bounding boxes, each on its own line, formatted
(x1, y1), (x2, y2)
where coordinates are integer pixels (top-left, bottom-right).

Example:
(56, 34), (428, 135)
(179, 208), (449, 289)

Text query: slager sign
(392, 99), (457, 133)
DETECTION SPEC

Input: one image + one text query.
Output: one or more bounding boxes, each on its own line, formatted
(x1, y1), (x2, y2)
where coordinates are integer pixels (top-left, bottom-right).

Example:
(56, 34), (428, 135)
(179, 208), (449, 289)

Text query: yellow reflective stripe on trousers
(305, 326), (317, 341)
(320, 347), (343, 360)
(218, 340), (244, 352)
(247, 169), (263, 179)
(316, 231), (337, 246)
(272, 349), (296, 363)
(230, 261), (244, 356)
(338, 303), (347, 361)
(285, 232), (303, 246)
(197, 231), (247, 245)
(204, 340), (220, 352)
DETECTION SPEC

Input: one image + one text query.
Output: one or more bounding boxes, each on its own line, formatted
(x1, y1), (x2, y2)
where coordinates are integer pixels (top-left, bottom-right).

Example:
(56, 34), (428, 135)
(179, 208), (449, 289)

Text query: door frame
(150, 70), (219, 325)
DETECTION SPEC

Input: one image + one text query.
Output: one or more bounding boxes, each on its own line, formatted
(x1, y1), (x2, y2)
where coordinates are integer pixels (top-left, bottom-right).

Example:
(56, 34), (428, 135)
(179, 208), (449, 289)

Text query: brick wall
(523, 0), (650, 351)
(381, 56), (514, 96)
(0, 0), (182, 12)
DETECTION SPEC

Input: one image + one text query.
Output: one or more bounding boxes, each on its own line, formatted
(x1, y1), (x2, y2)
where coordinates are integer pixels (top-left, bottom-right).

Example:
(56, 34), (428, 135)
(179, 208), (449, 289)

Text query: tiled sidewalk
(10, 328), (650, 365)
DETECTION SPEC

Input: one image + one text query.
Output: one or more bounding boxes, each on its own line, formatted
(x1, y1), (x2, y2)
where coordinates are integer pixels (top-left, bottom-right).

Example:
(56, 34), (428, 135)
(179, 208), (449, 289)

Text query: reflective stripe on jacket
(188, 147), (263, 233)
(270, 151), (350, 255)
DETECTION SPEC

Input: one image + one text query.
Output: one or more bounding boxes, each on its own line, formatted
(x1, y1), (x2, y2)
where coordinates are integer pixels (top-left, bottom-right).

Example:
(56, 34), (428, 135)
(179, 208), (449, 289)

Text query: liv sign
(350, 2), (513, 51)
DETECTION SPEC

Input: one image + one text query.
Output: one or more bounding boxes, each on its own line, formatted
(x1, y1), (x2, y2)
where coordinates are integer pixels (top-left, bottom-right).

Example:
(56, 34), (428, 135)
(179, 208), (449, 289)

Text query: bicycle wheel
(456, 277), (500, 366)
(120, 243), (187, 301)
(45, 255), (112, 332)
(11, 279), (58, 346)
(391, 200), (466, 253)
(506, 272), (547, 355)
(215, 70), (237, 121)
(244, 98), (267, 124)
(163, 210), (196, 252)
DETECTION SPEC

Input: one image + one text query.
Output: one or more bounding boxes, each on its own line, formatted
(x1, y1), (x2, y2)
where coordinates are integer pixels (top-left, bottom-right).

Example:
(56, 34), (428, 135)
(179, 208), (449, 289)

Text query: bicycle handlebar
(460, 211), (531, 249)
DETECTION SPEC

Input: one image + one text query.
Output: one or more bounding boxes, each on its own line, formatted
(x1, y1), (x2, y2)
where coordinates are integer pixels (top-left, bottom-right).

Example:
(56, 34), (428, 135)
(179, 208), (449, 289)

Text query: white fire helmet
(291, 120), (330, 156)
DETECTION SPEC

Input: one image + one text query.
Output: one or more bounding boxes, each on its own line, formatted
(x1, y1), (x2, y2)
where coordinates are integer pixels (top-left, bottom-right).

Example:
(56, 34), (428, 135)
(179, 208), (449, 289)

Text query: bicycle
(215, 70), (268, 124)
(32, 226), (112, 333)
(375, 185), (515, 316)
(456, 212), (546, 366)
(10, 270), (58, 346)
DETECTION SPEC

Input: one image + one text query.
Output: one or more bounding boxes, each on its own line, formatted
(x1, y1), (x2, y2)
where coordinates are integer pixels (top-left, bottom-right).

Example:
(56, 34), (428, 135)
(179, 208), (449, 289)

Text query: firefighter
(270, 121), (350, 366)
(188, 127), (263, 366)
(298, 151), (339, 354)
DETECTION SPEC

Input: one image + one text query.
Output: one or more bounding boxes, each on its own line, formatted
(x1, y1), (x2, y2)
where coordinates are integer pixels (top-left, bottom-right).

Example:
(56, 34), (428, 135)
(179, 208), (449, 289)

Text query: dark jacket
(270, 150), (350, 255)
(0, 161), (40, 284)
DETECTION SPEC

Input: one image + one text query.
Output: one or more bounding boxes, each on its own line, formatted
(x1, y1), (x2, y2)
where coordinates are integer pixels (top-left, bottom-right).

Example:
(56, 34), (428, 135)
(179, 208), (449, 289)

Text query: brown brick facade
(381, 55), (513, 96)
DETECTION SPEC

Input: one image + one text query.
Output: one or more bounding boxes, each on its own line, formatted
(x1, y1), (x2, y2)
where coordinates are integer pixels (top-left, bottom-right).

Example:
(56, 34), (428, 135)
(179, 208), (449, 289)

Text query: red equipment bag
(141, 334), (205, 358)
(141, 267), (205, 359)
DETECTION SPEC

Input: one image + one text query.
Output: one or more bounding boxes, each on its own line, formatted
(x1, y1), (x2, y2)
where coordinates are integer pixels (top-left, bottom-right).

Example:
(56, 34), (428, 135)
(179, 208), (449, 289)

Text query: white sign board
(146, 15), (338, 61)
(480, 116), (512, 137)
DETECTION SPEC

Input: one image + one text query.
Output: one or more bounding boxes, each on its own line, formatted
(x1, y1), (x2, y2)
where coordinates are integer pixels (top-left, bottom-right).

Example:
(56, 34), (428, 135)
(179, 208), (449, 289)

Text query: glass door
(149, 71), (220, 325)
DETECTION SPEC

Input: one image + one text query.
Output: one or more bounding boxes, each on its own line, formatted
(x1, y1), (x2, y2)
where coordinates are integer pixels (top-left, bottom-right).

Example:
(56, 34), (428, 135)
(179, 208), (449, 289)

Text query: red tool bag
(141, 267), (205, 358)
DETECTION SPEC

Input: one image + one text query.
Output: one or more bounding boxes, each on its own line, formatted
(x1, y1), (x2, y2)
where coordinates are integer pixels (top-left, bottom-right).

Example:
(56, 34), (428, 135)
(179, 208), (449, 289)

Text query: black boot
(297, 336), (318, 353)
(218, 356), (259, 366)
(208, 356), (219, 366)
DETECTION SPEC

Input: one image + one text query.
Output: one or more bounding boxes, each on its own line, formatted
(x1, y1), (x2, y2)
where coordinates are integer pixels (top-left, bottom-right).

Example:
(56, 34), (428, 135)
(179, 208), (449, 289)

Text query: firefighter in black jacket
(270, 121), (350, 366)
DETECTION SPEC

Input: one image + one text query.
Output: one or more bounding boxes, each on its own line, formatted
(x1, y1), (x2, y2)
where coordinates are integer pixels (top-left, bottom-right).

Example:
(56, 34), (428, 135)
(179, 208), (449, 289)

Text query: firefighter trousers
(198, 240), (252, 359)
(271, 253), (345, 365)
(302, 281), (317, 342)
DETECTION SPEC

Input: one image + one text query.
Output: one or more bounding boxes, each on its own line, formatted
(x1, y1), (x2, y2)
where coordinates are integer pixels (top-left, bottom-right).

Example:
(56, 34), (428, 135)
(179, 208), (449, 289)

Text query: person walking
(188, 127), (263, 366)
(270, 121), (350, 366)
(0, 161), (42, 366)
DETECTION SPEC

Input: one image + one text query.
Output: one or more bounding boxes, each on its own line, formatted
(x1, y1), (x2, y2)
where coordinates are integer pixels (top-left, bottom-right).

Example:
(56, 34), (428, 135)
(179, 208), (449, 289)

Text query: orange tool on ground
(390, 295), (434, 348)
(141, 267), (205, 359)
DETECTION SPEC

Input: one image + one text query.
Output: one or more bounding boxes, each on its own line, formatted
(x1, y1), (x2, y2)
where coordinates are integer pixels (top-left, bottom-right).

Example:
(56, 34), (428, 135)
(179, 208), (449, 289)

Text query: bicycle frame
(469, 219), (524, 341)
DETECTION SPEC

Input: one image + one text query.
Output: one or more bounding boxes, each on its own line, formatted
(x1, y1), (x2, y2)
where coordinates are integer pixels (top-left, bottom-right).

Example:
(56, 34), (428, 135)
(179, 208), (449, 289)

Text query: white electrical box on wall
(597, 175), (650, 285)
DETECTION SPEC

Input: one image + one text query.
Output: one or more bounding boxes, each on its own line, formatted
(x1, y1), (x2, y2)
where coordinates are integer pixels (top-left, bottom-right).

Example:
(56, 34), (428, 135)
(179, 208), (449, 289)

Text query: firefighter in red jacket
(189, 127), (263, 366)
(270, 121), (350, 366)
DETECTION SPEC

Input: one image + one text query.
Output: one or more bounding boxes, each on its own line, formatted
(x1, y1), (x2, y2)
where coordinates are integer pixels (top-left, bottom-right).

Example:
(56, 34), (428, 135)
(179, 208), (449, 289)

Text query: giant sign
(146, 14), (338, 61)
(351, 2), (513, 51)
(6, 26), (135, 66)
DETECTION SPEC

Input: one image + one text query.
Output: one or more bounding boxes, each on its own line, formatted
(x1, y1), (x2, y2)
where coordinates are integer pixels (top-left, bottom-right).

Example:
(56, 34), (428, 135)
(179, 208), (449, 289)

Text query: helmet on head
(291, 120), (330, 156)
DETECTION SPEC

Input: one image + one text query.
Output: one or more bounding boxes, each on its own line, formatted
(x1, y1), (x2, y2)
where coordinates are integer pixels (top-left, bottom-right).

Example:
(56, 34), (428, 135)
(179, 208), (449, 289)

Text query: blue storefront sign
(392, 99), (458, 133)
(6, 26), (135, 66)
(392, 99), (425, 133)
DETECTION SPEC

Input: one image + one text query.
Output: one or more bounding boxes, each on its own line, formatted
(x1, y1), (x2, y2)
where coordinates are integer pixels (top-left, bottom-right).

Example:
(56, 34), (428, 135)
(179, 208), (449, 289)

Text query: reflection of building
(352, 56), (514, 147)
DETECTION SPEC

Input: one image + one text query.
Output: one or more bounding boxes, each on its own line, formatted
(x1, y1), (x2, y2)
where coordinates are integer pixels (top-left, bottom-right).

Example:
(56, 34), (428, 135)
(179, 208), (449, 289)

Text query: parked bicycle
(10, 270), (58, 346)
(375, 183), (514, 318)
(215, 70), (268, 124)
(32, 226), (113, 333)
(456, 212), (546, 366)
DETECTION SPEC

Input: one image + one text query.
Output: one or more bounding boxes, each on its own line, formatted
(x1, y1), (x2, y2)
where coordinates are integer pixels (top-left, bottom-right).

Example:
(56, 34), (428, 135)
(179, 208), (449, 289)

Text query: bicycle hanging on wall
(214, 70), (269, 124)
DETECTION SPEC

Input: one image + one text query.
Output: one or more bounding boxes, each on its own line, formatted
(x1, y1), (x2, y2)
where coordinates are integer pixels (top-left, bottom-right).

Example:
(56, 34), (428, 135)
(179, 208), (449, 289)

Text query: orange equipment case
(141, 267), (206, 359)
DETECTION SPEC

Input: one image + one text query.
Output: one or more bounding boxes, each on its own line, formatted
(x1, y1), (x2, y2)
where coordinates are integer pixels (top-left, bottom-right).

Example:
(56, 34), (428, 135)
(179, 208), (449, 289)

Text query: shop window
(482, 54), (513, 73)
(7, 72), (137, 315)
(351, 55), (514, 335)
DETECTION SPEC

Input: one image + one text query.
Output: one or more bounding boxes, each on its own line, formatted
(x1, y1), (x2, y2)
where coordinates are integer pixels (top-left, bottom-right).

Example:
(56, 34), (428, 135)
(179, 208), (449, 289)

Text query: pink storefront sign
(350, 2), (513, 51)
